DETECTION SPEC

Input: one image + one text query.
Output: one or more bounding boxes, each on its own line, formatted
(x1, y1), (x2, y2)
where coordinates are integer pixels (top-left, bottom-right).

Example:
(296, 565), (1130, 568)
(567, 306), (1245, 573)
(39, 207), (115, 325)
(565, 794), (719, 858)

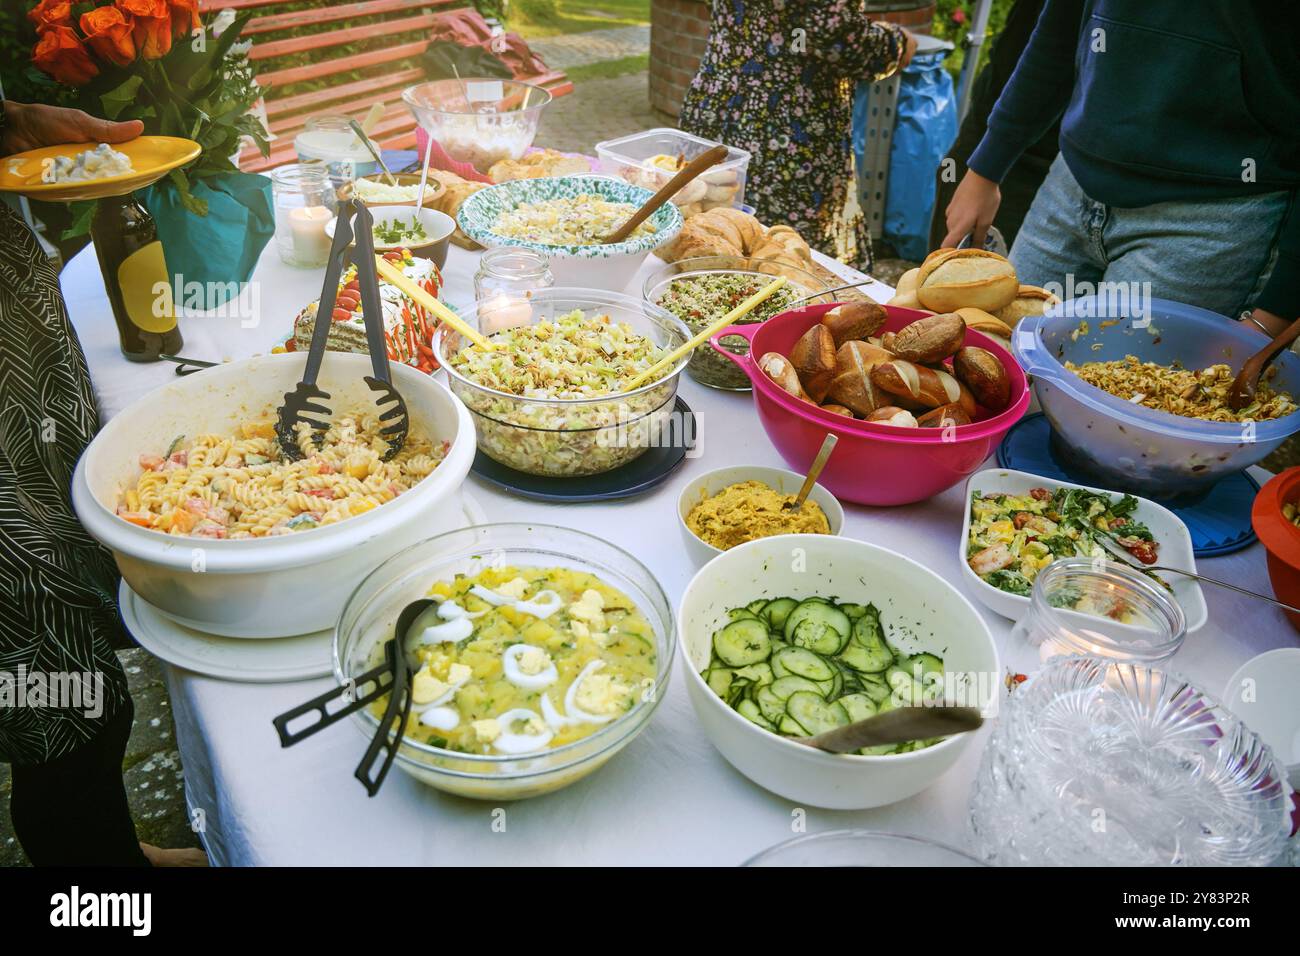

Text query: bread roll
(819, 403), (854, 418)
(886, 312), (966, 364)
(916, 249), (1019, 312)
(789, 324), (836, 402)
(758, 352), (810, 402)
(820, 301), (888, 347)
(953, 346), (1011, 411)
(991, 285), (1060, 326)
(871, 359), (977, 416)
(917, 403), (973, 428)
(894, 267), (921, 297)
(867, 406), (919, 428)
(827, 341), (894, 417)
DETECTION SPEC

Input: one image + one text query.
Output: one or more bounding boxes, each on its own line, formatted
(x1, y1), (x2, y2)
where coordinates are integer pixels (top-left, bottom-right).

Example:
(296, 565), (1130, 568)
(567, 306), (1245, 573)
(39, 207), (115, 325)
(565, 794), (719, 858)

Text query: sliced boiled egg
(501, 643), (558, 690)
(418, 706), (459, 731)
(491, 708), (554, 754)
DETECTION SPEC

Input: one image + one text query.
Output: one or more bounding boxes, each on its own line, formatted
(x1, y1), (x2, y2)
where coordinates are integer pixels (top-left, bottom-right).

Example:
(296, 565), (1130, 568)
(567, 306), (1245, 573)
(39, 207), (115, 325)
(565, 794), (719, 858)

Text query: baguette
(870, 359), (977, 416)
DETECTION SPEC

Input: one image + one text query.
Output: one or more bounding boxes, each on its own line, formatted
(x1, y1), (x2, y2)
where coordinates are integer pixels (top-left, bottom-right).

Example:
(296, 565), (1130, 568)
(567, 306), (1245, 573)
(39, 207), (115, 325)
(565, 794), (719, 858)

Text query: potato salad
(384, 566), (659, 755)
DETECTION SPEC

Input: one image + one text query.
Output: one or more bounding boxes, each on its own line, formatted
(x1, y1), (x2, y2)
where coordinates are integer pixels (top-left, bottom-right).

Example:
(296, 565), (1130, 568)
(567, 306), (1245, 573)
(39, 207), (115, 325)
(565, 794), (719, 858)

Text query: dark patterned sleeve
(811, 1), (907, 81)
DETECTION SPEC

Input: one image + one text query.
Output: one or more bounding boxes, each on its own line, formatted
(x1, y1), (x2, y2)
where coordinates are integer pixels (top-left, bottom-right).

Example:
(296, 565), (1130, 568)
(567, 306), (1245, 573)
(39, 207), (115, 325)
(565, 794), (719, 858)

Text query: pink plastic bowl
(711, 303), (1031, 506)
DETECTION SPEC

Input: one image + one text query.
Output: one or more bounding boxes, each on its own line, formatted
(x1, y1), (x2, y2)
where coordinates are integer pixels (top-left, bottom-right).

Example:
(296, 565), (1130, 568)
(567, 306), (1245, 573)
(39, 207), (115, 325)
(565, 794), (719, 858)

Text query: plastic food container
(1013, 296), (1300, 503)
(71, 353), (476, 638)
(402, 79), (550, 181)
(334, 524), (675, 800)
(678, 534), (1000, 810)
(596, 127), (751, 216)
(456, 175), (683, 291)
(1251, 466), (1300, 634)
(711, 304), (1031, 506)
(745, 830), (986, 866)
(433, 287), (690, 478)
(643, 256), (830, 390)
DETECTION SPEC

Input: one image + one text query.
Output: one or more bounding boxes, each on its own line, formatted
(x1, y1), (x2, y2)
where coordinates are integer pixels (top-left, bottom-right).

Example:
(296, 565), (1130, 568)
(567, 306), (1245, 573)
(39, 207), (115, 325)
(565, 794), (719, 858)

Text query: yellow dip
(686, 479), (831, 550)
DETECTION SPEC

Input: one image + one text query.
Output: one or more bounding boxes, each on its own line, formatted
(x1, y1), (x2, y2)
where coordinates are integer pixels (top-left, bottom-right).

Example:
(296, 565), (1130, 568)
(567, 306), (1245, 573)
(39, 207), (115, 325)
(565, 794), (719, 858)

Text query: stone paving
(528, 24), (650, 70)
(535, 71), (665, 155)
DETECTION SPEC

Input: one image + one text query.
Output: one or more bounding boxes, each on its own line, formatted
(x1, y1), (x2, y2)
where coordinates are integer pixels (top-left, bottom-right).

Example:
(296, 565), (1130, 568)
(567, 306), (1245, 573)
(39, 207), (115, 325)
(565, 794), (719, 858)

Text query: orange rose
(80, 7), (137, 67)
(116, 0), (171, 59)
(27, 0), (73, 31)
(32, 25), (99, 86)
(167, 0), (201, 38)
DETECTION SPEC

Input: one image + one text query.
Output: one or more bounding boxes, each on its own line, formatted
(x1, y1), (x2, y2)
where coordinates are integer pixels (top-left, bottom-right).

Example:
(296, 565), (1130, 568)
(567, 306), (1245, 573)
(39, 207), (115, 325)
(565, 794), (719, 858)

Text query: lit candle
(479, 292), (533, 334)
(289, 205), (332, 265)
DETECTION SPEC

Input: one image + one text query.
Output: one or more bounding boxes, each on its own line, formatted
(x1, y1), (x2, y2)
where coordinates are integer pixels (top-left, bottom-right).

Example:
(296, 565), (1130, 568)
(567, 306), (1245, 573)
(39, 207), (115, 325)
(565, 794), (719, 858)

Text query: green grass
(508, 0), (650, 39)
(564, 52), (649, 83)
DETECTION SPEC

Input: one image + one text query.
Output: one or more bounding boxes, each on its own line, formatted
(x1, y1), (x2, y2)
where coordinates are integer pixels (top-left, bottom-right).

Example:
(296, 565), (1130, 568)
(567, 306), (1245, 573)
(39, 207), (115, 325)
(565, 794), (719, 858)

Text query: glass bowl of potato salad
(334, 523), (675, 799)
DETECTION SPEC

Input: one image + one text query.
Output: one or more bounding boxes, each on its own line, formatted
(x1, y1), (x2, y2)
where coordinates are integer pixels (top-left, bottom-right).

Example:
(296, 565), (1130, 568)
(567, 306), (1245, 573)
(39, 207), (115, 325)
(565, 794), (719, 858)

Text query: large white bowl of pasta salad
(71, 352), (476, 638)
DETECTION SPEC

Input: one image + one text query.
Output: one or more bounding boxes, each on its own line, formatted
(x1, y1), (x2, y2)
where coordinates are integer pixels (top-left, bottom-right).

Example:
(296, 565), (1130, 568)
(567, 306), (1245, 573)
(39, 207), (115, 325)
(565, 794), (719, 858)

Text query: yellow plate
(0, 136), (202, 202)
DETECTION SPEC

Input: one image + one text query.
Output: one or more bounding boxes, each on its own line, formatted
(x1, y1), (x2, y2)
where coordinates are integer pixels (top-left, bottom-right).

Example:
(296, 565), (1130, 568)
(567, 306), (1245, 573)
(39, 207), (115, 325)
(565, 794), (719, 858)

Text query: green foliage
(932, 0), (1016, 79)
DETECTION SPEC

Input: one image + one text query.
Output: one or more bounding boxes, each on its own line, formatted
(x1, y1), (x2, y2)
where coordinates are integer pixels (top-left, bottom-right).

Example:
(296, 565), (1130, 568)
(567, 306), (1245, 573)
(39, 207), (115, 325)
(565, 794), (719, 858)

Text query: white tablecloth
(62, 237), (1294, 866)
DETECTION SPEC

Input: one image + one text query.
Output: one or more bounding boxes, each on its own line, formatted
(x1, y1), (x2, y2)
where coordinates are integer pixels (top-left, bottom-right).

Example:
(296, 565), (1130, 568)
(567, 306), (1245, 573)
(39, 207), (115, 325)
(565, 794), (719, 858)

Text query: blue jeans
(1010, 154), (1288, 319)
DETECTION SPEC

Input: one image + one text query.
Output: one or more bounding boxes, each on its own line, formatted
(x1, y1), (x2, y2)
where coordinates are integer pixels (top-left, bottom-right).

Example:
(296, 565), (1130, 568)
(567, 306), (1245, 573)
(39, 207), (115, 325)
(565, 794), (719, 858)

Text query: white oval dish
(677, 534), (1000, 810)
(958, 468), (1208, 633)
(72, 352), (476, 638)
(676, 464), (844, 568)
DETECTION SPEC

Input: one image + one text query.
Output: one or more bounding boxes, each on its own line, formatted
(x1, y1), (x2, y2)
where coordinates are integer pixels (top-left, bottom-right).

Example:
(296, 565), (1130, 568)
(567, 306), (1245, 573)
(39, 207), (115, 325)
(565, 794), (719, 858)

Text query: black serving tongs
(272, 598), (435, 796)
(275, 198), (409, 461)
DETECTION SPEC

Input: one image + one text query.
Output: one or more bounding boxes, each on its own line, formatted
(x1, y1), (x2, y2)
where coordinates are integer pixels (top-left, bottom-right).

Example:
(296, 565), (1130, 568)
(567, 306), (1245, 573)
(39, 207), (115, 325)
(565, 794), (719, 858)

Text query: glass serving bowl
(969, 656), (1293, 866)
(402, 79), (550, 176)
(744, 830), (986, 867)
(433, 287), (690, 477)
(333, 523), (675, 801)
(1008, 557), (1187, 668)
(642, 256), (831, 391)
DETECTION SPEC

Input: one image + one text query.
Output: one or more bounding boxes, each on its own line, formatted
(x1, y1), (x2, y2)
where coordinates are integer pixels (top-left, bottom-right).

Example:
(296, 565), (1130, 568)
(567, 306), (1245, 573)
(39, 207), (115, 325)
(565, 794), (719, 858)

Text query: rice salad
(444, 309), (683, 477)
(490, 194), (656, 246)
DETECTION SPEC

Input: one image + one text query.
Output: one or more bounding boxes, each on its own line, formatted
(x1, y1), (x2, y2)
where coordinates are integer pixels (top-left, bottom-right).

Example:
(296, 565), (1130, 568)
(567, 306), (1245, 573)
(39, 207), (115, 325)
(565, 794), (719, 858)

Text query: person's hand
(898, 29), (918, 71)
(1247, 307), (1293, 338)
(2, 100), (143, 156)
(941, 170), (1002, 249)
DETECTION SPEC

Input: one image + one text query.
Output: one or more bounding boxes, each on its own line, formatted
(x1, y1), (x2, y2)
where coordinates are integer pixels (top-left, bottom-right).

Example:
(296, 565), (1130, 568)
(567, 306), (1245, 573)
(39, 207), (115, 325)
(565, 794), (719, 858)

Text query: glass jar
(969, 656), (1293, 866)
(293, 115), (377, 187)
(272, 163), (337, 269)
(1007, 557), (1186, 671)
(473, 248), (553, 335)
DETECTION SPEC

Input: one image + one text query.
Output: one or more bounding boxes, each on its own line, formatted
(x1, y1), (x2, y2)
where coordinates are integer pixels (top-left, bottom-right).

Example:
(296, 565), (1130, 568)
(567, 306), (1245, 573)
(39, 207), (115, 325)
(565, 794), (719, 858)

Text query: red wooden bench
(200, 0), (573, 173)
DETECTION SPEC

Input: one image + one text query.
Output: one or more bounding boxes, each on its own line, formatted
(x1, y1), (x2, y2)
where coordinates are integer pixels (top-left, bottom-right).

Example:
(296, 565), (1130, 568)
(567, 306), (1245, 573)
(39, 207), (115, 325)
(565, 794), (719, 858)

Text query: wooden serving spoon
(1228, 314), (1300, 411)
(792, 705), (983, 755)
(783, 433), (838, 512)
(602, 144), (729, 244)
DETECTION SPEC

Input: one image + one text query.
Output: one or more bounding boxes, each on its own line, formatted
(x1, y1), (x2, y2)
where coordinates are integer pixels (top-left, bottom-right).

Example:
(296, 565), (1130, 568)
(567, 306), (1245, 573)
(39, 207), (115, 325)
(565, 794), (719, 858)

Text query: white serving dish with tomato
(958, 468), (1207, 632)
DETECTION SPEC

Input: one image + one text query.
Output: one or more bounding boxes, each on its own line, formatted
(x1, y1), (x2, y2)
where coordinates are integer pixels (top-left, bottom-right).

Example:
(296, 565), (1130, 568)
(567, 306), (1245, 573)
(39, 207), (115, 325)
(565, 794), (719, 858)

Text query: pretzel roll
(870, 359), (977, 417)
(758, 352), (811, 403)
(827, 340), (894, 417)
(789, 324), (837, 403)
(820, 301), (888, 347)
(867, 406), (919, 428)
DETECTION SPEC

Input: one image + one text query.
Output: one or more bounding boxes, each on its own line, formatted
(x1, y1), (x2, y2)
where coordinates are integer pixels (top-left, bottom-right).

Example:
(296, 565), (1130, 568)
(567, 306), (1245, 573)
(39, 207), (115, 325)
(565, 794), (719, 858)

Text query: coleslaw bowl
(711, 303), (1031, 506)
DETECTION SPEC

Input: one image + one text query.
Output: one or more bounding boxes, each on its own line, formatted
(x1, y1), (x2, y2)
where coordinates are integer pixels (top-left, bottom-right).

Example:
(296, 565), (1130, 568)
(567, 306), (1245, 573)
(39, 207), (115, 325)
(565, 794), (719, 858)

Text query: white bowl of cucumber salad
(677, 534), (1000, 809)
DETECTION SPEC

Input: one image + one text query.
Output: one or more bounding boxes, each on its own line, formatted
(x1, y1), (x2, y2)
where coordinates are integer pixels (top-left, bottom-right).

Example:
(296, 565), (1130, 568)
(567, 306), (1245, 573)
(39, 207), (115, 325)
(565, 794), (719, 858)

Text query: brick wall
(649, 0), (936, 119)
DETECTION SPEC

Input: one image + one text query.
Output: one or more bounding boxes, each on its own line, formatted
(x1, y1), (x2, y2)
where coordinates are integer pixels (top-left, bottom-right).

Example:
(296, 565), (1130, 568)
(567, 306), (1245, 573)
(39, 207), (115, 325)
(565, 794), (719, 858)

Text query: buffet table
(62, 237), (1293, 866)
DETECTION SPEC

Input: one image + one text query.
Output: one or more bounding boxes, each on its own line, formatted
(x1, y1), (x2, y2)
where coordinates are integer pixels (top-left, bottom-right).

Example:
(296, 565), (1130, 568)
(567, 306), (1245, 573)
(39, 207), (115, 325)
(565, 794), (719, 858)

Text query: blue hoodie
(968, 0), (1299, 318)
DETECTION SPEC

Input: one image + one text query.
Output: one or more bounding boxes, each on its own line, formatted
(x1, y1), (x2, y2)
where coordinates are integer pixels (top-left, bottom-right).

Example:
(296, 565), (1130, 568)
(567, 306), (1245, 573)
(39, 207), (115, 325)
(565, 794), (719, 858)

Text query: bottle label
(116, 241), (177, 333)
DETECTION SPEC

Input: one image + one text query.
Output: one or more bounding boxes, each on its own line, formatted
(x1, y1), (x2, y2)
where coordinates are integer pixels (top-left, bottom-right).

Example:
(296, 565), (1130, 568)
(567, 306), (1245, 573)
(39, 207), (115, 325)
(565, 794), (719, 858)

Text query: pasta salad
(115, 413), (447, 538)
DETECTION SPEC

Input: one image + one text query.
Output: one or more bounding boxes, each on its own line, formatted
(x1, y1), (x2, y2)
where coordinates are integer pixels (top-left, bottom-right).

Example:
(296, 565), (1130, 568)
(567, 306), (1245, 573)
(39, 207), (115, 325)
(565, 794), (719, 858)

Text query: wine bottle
(90, 193), (183, 361)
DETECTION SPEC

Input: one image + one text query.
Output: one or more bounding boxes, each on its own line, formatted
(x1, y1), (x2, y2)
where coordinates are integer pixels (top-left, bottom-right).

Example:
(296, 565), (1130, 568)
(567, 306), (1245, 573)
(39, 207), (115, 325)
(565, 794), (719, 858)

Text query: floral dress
(679, 0), (906, 270)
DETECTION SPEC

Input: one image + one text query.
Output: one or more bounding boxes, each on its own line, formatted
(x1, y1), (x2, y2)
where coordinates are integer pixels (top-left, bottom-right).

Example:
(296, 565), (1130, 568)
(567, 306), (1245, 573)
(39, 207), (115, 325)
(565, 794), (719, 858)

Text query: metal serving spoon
(1096, 534), (1300, 616)
(793, 705), (983, 755)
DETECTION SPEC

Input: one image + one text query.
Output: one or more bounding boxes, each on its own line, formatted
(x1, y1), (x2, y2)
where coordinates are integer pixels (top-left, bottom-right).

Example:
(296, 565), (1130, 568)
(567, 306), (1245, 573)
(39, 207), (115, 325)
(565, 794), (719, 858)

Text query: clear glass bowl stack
(969, 656), (1292, 866)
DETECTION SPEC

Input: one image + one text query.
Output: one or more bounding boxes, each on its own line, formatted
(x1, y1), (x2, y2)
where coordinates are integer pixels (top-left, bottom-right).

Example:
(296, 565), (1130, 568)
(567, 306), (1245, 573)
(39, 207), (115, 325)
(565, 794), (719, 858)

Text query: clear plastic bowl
(433, 287), (690, 477)
(596, 127), (751, 216)
(402, 79), (550, 176)
(333, 523), (675, 801)
(643, 256), (830, 390)
(1013, 296), (1300, 503)
(744, 830), (986, 866)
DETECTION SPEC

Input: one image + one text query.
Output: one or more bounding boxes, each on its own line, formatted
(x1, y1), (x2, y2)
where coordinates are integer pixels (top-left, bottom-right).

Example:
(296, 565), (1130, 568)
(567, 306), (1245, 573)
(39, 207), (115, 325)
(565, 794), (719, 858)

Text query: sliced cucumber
(746, 599), (770, 615)
(754, 685), (785, 723)
(784, 600), (851, 654)
(906, 653), (944, 677)
(839, 639), (893, 674)
(786, 691), (849, 736)
(886, 667), (925, 707)
(838, 692), (878, 723)
(770, 675), (823, 700)
(704, 667), (734, 699)
(734, 662), (774, 686)
(736, 698), (774, 730)
(713, 618), (771, 667)
(839, 603), (869, 620)
(762, 597), (798, 632)
(817, 669), (843, 701)
(772, 646), (835, 682)
(727, 607), (759, 622)
(858, 675), (891, 704)
(778, 714), (810, 737)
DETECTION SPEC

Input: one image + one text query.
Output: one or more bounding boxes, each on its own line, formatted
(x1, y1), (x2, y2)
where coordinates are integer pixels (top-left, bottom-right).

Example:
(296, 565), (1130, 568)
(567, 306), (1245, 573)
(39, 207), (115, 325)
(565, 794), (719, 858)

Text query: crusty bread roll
(894, 267), (920, 296)
(916, 249), (1019, 313)
(991, 285), (1060, 327)
(954, 307), (1013, 341)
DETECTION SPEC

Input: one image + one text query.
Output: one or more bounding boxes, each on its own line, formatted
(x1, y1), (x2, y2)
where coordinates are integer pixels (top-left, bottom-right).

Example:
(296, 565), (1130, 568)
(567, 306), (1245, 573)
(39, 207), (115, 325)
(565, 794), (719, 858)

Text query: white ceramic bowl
(456, 174), (683, 291)
(326, 204), (455, 268)
(1224, 648), (1300, 773)
(677, 534), (1000, 809)
(676, 465), (844, 568)
(959, 468), (1208, 632)
(72, 353), (475, 638)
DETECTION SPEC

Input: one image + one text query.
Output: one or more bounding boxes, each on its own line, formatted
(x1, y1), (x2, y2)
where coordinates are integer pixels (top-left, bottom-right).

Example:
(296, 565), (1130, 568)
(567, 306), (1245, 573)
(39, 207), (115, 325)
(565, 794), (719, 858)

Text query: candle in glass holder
(272, 163), (337, 268)
(289, 206), (332, 263)
(479, 292), (533, 334)
(474, 247), (552, 334)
